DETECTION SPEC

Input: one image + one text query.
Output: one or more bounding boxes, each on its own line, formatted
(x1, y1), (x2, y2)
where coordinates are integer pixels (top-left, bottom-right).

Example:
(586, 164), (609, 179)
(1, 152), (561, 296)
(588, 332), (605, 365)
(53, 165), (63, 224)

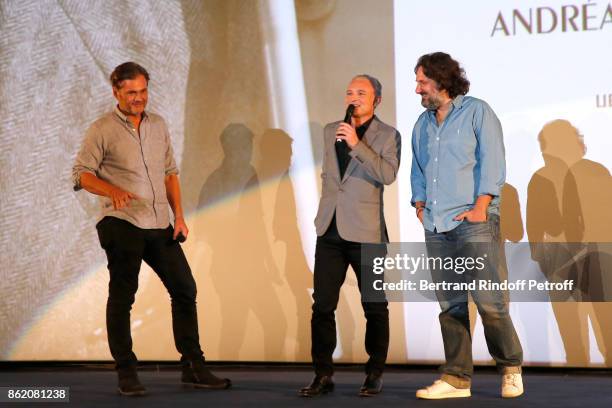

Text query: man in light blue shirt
(410, 53), (523, 400)
(410, 89), (505, 233)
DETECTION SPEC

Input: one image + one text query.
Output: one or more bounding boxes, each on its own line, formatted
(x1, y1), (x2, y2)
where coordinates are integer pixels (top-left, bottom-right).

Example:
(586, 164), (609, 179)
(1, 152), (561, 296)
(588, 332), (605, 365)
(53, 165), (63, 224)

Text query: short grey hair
(353, 74), (382, 98)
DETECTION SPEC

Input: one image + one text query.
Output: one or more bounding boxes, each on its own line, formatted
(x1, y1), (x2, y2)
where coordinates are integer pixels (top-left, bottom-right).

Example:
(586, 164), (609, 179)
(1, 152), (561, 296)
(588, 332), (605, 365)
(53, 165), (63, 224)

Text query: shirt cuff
(72, 169), (95, 191)
(476, 187), (500, 198)
(410, 195), (427, 207)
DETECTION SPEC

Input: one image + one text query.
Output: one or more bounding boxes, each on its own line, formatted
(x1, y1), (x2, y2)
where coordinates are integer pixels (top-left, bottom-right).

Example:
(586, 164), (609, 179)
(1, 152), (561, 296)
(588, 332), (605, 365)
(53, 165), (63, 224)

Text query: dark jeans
(311, 218), (389, 376)
(425, 214), (522, 386)
(96, 216), (203, 370)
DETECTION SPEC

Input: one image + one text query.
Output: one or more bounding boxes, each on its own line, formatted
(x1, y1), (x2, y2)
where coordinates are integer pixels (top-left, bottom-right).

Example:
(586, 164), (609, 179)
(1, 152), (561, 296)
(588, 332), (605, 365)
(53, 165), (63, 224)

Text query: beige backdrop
(3, 0), (407, 364)
(2, 0), (611, 368)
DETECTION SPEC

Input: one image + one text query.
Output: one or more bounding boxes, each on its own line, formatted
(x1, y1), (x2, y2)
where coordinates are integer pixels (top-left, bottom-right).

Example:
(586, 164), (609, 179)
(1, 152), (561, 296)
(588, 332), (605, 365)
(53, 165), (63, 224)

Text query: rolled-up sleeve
(72, 123), (104, 191)
(410, 127), (427, 206)
(162, 120), (178, 176)
(474, 102), (505, 197)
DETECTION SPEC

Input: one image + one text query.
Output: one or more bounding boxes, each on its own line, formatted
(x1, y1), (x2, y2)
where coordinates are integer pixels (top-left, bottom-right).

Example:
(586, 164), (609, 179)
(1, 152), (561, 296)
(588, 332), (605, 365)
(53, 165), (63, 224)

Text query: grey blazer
(314, 116), (401, 243)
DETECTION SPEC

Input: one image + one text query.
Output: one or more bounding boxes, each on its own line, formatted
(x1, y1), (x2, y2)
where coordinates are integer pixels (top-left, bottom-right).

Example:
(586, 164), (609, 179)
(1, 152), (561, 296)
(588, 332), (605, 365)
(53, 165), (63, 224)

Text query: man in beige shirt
(73, 62), (230, 396)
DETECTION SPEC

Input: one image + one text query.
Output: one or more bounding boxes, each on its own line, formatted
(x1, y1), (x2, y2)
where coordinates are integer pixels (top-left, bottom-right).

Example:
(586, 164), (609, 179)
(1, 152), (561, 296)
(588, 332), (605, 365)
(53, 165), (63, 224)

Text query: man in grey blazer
(299, 74), (401, 398)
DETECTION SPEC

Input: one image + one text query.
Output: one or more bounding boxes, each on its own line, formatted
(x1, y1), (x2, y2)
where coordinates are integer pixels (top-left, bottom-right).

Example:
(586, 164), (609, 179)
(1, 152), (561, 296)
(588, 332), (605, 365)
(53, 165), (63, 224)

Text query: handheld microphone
(336, 104), (355, 143)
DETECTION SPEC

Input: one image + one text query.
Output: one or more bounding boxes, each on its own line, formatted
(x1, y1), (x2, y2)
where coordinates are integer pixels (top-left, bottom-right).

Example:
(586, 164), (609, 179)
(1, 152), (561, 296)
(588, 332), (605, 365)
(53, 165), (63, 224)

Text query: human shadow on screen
(257, 124), (359, 361)
(257, 129), (313, 360)
(527, 119), (612, 367)
(468, 183), (527, 357)
(196, 123), (287, 360)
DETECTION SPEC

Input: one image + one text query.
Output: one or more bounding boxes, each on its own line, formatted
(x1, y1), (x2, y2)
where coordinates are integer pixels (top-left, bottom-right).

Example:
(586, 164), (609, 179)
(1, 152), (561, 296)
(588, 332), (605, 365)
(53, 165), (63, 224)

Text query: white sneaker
(501, 373), (524, 398)
(416, 379), (471, 400)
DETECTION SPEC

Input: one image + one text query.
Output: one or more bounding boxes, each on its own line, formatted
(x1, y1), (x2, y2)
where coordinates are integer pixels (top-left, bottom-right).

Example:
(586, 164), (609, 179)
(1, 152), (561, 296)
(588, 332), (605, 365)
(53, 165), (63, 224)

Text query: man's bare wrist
(472, 206), (487, 215)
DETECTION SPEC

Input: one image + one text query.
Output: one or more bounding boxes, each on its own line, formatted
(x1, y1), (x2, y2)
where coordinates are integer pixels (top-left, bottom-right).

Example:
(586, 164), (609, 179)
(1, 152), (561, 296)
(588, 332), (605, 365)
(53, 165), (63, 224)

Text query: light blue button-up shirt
(410, 95), (506, 233)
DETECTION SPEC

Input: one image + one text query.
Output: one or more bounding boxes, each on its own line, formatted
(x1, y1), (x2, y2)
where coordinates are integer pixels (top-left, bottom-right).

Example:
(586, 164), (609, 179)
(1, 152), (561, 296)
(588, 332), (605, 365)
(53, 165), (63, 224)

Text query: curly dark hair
(110, 62), (149, 89)
(414, 52), (469, 98)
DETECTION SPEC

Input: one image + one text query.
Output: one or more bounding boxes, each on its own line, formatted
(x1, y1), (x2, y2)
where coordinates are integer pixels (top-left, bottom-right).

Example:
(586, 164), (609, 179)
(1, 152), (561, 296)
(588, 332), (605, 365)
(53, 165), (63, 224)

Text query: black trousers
(311, 218), (389, 376)
(96, 216), (203, 369)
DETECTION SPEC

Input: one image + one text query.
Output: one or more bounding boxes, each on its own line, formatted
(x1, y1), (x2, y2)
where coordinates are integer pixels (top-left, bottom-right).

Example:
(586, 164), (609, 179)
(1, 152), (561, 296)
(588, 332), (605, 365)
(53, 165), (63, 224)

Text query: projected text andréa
(491, 2), (612, 36)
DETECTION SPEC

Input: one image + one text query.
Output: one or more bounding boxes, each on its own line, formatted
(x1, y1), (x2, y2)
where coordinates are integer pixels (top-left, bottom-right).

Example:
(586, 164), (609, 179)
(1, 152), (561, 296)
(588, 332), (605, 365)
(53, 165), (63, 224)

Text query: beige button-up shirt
(72, 107), (179, 229)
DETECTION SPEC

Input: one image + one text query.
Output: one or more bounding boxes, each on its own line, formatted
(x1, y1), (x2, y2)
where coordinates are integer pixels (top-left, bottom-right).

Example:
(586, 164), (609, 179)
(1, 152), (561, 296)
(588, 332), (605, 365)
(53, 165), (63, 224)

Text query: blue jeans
(425, 214), (522, 387)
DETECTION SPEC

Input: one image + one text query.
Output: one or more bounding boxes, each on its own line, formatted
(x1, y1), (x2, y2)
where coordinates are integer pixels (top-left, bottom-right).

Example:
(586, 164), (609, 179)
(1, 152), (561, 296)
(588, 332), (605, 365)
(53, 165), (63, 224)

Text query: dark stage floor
(0, 365), (610, 407)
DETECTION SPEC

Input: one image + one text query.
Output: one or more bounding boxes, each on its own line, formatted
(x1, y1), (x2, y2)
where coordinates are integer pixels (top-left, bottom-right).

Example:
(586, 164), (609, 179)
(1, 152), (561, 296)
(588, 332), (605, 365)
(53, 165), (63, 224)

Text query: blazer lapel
(341, 117), (381, 183)
(328, 125), (342, 182)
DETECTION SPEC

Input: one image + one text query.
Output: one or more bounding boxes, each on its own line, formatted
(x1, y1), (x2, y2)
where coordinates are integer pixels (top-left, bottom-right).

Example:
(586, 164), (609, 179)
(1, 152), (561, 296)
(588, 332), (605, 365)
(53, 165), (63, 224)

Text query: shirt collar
(426, 95), (465, 122)
(452, 94), (465, 109)
(113, 105), (147, 124)
(355, 115), (376, 140)
(357, 114), (375, 131)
